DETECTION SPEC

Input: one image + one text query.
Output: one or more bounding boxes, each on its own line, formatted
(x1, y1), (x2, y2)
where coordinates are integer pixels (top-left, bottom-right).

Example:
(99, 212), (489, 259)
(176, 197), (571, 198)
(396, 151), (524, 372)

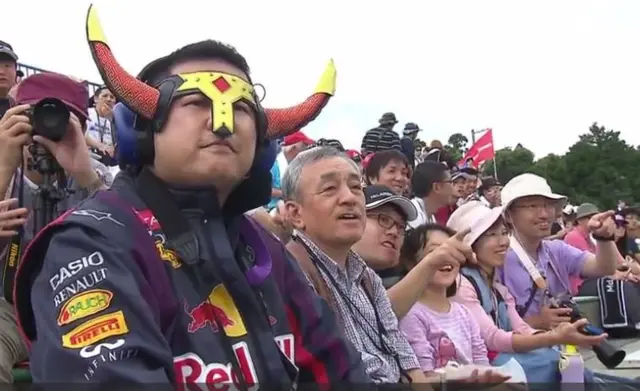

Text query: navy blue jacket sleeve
(29, 224), (174, 382)
(280, 251), (369, 383)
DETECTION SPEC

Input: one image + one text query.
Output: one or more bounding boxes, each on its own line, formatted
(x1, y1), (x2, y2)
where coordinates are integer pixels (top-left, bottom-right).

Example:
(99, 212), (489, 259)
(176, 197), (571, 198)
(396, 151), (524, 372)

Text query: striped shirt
(361, 127), (401, 155)
(295, 232), (421, 383)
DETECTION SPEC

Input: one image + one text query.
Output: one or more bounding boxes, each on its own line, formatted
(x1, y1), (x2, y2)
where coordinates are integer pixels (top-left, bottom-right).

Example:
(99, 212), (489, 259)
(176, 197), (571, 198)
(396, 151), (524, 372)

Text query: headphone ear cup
(112, 103), (143, 168)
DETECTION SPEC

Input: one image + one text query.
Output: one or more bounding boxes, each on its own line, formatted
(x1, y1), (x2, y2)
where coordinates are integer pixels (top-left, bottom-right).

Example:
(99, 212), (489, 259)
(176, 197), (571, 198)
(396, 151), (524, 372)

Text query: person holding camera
(84, 86), (117, 166)
(0, 73), (109, 382)
(12, 5), (367, 385)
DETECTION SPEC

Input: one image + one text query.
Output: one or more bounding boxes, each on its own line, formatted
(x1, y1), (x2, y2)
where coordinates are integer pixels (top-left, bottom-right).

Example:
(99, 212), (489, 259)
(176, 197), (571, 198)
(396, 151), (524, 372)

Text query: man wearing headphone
(13, 5), (367, 385)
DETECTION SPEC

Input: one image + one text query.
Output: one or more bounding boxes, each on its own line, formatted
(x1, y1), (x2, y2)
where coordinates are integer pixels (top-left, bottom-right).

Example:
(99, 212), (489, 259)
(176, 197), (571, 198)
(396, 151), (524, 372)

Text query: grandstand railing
(17, 63), (102, 96)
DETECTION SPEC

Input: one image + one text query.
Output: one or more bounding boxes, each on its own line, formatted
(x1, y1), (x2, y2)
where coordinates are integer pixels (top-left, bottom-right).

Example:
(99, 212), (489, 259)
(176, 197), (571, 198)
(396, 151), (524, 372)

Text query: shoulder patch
(57, 289), (113, 326)
(62, 310), (129, 348)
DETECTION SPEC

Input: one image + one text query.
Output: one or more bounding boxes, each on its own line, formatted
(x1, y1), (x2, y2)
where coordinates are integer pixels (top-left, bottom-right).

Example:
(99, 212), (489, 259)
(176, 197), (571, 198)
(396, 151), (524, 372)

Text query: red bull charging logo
(184, 284), (247, 337)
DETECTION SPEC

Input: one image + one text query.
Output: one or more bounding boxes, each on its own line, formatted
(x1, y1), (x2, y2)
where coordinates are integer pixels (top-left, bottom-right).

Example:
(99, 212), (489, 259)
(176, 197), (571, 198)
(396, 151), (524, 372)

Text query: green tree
(559, 122), (639, 208)
(445, 133), (468, 162)
(483, 146), (535, 183)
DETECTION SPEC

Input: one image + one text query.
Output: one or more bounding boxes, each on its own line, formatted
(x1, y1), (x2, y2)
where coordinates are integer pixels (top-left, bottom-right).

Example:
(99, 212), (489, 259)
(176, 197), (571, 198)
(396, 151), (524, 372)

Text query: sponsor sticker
(50, 252), (105, 291)
(62, 310), (129, 348)
(184, 284), (247, 337)
(57, 289), (113, 326)
(79, 338), (125, 358)
(53, 268), (108, 307)
(155, 241), (181, 269)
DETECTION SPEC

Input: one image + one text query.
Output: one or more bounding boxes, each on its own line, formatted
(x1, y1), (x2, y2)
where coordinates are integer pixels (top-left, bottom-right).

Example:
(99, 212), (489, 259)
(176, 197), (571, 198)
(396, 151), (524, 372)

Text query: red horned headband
(85, 4), (337, 140)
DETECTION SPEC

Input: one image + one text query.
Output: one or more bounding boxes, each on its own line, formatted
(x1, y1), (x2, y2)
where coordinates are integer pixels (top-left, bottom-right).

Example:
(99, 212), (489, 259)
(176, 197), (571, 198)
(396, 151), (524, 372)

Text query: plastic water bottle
(559, 344), (585, 390)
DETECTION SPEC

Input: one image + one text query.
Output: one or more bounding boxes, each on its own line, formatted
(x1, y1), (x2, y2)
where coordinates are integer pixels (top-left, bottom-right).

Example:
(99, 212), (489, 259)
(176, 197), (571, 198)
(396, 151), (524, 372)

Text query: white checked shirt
(295, 232), (421, 383)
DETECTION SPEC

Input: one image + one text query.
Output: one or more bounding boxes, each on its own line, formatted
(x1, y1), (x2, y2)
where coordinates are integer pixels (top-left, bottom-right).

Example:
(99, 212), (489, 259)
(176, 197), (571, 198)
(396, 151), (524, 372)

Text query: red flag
(459, 129), (495, 168)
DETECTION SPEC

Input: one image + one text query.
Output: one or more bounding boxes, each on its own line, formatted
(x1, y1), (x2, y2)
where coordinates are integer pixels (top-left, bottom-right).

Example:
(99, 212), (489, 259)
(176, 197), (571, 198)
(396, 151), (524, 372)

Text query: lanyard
(3, 171), (25, 303)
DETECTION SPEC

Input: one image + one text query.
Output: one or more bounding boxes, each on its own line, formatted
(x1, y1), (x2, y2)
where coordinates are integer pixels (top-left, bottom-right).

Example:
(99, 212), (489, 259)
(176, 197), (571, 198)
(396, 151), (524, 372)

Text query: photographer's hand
(539, 305), (572, 329)
(0, 198), (28, 238)
(550, 319), (607, 347)
(0, 104), (32, 176)
(32, 112), (97, 189)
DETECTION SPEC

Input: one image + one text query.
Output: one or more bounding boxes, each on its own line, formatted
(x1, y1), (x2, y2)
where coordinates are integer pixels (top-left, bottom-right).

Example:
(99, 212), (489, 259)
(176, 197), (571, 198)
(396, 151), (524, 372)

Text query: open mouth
(438, 264), (455, 272)
(381, 240), (396, 250)
(337, 213), (360, 221)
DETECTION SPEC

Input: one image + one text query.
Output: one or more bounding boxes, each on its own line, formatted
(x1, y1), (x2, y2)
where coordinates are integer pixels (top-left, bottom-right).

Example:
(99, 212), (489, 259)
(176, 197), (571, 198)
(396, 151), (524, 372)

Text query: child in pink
(399, 225), (489, 374)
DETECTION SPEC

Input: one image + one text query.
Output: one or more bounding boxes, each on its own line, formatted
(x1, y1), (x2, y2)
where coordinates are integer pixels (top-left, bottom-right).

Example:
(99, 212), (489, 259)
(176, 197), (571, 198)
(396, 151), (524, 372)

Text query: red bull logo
(184, 284), (247, 337)
(174, 335), (295, 390)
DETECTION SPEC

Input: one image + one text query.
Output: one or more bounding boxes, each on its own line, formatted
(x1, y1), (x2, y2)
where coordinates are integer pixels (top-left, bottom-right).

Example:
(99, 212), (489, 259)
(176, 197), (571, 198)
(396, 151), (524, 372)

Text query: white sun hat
(500, 173), (567, 211)
(447, 201), (504, 246)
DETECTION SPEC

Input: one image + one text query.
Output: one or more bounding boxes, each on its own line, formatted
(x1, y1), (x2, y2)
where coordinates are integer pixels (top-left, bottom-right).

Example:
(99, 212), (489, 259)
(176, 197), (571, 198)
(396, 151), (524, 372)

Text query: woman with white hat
(447, 201), (607, 383)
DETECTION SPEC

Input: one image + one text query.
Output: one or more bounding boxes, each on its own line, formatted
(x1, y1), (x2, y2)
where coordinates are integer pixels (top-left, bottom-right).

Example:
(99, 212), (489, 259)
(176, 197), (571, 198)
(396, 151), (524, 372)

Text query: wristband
(592, 233), (615, 242)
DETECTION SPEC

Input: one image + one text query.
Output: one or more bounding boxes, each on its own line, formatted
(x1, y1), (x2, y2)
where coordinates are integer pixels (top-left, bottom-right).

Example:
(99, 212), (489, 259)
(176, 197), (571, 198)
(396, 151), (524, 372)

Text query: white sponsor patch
(50, 252), (105, 291)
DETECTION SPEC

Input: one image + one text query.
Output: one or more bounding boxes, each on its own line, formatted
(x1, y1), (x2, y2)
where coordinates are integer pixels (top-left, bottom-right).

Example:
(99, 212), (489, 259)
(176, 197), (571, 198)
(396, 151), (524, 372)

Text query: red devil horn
(265, 59), (336, 140)
(86, 5), (159, 119)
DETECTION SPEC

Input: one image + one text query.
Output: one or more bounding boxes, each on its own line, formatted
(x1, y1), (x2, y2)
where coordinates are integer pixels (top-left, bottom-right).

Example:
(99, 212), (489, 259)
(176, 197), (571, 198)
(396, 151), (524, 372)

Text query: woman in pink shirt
(446, 202), (606, 361)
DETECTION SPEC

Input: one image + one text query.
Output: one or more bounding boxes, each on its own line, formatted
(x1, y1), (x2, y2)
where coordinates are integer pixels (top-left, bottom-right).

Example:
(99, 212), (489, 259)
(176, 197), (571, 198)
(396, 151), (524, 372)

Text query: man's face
(372, 159), (410, 195)
(288, 157), (366, 248)
(483, 185), (501, 206)
(433, 171), (454, 208)
(0, 58), (17, 97)
(464, 176), (478, 195)
(353, 205), (406, 270)
(452, 177), (465, 198)
(96, 89), (116, 112)
(508, 196), (557, 239)
(153, 58), (257, 194)
(626, 213), (639, 231)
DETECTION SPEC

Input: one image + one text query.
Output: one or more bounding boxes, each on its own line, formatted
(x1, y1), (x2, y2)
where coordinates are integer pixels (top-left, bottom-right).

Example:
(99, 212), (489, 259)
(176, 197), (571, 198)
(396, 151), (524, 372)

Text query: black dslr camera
(25, 98), (70, 142)
(553, 297), (626, 369)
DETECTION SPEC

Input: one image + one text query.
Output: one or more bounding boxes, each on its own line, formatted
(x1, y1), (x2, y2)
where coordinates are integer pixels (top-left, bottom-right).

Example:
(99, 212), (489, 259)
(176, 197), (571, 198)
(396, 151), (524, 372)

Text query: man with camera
(0, 40), (19, 118)
(0, 72), (108, 381)
(11, 5), (367, 385)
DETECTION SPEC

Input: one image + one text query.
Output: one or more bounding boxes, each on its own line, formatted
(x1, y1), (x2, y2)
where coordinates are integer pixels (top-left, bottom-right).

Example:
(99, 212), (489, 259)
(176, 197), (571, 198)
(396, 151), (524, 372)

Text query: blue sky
(4, 0), (640, 158)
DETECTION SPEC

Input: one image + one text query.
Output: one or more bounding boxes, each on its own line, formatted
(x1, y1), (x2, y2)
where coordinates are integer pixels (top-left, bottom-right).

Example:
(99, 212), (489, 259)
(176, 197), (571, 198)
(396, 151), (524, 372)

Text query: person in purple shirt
(498, 174), (621, 331)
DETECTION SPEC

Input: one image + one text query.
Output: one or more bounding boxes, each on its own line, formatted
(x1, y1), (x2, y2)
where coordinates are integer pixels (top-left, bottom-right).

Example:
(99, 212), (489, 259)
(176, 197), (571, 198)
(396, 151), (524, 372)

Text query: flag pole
(492, 157), (498, 179)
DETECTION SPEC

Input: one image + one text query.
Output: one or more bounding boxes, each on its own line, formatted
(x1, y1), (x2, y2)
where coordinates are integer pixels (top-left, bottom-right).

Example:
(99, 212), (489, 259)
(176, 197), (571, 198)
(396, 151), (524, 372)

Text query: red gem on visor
(212, 76), (231, 93)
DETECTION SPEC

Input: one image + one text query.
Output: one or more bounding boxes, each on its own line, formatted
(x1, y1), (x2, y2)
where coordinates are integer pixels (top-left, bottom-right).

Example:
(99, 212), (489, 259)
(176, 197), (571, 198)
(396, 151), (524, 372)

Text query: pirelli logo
(62, 310), (129, 348)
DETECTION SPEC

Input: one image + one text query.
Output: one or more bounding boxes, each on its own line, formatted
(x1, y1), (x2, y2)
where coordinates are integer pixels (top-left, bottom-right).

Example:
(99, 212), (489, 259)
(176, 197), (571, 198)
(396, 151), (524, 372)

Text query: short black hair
(364, 150), (409, 185)
(412, 161), (449, 198)
(139, 40), (251, 85)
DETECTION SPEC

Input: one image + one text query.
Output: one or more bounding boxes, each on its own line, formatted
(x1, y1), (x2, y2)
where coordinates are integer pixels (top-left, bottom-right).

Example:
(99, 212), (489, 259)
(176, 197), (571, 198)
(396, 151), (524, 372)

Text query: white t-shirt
(85, 108), (114, 146)
(408, 197), (436, 229)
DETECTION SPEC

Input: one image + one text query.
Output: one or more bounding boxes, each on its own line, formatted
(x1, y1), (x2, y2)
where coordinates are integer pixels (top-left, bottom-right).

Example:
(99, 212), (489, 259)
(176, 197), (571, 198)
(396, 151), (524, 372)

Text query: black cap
(0, 40), (18, 62)
(364, 185), (418, 221)
(480, 176), (500, 188)
(460, 166), (479, 176)
(403, 122), (421, 134)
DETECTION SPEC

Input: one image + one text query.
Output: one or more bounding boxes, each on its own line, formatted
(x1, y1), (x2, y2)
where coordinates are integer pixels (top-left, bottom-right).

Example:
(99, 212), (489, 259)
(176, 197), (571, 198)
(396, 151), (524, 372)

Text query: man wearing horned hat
(13, 5), (367, 385)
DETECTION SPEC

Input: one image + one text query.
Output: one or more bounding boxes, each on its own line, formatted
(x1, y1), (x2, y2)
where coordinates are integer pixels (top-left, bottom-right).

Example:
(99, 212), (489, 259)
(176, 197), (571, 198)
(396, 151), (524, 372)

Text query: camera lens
(33, 98), (70, 142)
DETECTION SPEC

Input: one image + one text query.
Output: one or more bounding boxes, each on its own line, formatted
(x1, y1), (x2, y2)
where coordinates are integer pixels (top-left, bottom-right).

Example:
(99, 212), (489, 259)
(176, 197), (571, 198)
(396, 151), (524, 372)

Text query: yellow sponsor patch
(57, 289), (113, 326)
(62, 310), (129, 348)
(156, 241), (181, 269)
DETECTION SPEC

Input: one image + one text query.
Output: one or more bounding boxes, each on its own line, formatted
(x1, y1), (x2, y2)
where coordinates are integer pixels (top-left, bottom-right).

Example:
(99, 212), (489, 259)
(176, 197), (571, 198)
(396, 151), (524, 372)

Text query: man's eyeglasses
(369, 213), (407, 232)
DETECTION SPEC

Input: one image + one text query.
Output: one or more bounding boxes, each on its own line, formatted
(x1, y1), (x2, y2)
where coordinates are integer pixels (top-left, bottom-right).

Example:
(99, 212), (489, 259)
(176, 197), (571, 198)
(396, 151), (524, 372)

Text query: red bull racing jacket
(13, 173), (367, 386)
